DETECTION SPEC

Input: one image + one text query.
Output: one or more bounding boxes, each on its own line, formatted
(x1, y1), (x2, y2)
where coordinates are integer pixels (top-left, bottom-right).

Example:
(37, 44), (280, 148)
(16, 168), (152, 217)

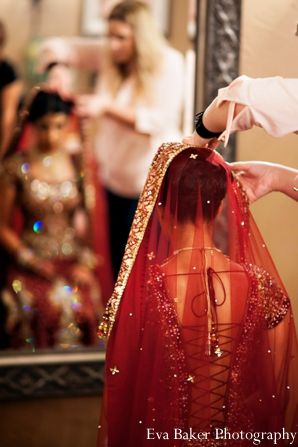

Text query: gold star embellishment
(110, 366), (120, 375)
(187, 375), (195, 383)
(147, 251), (155, 261)
(189, 153), (198, 159)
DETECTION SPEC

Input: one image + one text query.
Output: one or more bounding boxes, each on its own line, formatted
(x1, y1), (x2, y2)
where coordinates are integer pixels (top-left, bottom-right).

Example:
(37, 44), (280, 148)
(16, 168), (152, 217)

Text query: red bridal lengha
(0, 105), (113, 349)
(97, 143), (298, 446)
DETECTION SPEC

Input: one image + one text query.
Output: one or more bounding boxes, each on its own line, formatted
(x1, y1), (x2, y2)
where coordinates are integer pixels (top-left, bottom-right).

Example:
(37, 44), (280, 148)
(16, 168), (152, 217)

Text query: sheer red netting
(97, 143), (298, 447)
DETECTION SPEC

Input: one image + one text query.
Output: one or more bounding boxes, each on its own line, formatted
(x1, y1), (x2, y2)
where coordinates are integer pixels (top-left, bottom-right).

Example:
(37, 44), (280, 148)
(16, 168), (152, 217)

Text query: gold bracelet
(293, 174), (298, 192)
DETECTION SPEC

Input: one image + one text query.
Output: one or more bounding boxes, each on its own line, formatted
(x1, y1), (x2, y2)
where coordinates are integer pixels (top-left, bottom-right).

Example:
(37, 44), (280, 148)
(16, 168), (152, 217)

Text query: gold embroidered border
(98, 142), (196, 338)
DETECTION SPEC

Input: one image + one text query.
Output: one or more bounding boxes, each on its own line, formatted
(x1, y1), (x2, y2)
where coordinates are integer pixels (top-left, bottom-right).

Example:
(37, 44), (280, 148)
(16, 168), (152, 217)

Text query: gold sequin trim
(245, 263), (290, 329)
(233, 174), (250, 210)
(98, 143), (200, 338)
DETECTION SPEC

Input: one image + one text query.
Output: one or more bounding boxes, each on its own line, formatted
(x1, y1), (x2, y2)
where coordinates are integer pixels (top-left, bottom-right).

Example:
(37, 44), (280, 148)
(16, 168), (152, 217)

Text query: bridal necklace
(173, 246), (223, 256)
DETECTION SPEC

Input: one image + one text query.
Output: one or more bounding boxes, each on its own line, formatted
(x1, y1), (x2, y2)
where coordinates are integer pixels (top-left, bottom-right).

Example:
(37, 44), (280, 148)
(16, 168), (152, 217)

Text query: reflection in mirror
(0, 88), (111, 353)
(0, 1), (199, 407)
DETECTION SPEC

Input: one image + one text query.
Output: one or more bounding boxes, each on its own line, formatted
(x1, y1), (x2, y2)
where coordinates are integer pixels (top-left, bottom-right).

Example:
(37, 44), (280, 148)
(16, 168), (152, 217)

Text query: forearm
(272, 165), (298, 201)
(0, 226), (27, 256)
(1, 112), (17, 158)
(105, 104), (136, 128)
(38, 37), (103, 73)
(1, 120), (13, 158)
(184, 100), (246, 147)
(203, 100), (245, 134)
(1, 81), (22, 157)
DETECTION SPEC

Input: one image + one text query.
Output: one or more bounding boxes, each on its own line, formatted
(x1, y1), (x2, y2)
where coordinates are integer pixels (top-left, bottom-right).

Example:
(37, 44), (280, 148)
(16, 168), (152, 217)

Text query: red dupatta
(97, 143), (298, 446)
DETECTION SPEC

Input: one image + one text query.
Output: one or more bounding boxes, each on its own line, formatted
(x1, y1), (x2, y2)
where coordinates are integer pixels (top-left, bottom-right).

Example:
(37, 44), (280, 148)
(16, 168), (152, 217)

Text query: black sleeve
(0, 60), (18, 90)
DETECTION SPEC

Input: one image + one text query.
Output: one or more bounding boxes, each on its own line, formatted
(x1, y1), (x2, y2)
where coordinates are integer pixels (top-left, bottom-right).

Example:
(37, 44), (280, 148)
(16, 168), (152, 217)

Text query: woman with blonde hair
(38, 0), (185, 278)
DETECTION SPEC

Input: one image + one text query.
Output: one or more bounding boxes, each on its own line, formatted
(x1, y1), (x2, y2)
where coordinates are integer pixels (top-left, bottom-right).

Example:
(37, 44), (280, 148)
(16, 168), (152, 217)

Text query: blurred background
(0, 1), (297, 446)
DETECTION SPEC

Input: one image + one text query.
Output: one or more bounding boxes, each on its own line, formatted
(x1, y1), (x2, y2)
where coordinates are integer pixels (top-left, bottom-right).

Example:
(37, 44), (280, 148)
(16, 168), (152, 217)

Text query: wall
(0, 0), (186, 73)
(0, 0), (82, 69)
(169, 0), (190, 54)
(0, 395), (101, 447)
(238, 0), (298, 318)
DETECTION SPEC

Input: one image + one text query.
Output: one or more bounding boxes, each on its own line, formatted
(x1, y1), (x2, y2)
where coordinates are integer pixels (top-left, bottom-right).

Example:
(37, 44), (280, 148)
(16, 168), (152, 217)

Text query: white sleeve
(216, 75), (298, 138)
(135, 48), (185, 137)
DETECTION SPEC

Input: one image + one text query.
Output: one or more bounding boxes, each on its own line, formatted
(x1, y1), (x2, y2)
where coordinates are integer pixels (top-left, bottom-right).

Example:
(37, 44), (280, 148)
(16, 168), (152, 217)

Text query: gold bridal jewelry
(173, 246), (223, 256)
(293, 175), (298, 192)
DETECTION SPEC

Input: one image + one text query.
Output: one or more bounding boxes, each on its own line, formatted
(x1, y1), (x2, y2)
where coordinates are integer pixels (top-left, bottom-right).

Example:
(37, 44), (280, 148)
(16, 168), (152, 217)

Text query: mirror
(0, 0), (201, 400)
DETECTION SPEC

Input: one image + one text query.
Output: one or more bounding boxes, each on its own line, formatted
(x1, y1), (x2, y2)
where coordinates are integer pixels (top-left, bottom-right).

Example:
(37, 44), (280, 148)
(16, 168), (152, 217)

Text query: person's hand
(71, 264), (95, 287)
(183, 131), (220, 150)
(47, 64), (74, 96)
(75, 95), (108, 118)
(229, 161), (277, 203)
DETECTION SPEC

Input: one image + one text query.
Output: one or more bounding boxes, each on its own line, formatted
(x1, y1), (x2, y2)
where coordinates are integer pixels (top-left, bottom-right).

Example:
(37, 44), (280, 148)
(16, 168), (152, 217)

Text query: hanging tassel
(206, 267), (223, 357)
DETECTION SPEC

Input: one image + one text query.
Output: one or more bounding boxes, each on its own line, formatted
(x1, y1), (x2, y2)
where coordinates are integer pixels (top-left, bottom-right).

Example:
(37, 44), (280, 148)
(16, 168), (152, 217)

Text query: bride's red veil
(97, 143), (298, 446)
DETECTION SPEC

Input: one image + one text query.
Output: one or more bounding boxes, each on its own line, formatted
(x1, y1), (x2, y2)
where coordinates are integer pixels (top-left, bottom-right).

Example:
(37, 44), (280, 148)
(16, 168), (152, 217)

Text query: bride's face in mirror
(34, 113), (68, 153)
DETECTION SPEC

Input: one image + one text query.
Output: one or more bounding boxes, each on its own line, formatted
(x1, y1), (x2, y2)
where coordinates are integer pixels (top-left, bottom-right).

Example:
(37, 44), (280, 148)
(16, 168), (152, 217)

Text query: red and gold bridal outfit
(97, 143), (298, 447)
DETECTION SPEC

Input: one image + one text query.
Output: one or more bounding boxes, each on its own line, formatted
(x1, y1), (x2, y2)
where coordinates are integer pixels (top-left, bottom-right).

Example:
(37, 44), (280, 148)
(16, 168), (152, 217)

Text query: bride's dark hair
(5, 89), (74, 158)
(160, 148), (227, 223)
(28, 90), (74, 123)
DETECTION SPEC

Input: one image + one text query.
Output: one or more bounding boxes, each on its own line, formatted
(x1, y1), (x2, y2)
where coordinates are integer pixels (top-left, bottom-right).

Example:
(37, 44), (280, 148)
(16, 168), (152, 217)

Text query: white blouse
(95, 46), (184, 197)
(212, 75), (298, 146)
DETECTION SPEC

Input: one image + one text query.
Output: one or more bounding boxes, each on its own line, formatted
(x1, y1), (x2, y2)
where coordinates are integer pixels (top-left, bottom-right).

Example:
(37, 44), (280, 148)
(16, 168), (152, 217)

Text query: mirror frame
(195, 0), (242, 161)
(0, 348), (105, 400)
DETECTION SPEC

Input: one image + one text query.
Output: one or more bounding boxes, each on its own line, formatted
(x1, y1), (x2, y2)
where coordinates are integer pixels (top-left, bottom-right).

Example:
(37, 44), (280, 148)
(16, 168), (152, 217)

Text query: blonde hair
(103, 1), (168, 99)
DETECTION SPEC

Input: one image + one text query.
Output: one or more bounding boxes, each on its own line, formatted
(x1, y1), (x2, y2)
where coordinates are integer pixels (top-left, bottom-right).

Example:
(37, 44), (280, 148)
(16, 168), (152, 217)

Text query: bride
(97, 144), (297, 446)
(0, 88), (110, 349)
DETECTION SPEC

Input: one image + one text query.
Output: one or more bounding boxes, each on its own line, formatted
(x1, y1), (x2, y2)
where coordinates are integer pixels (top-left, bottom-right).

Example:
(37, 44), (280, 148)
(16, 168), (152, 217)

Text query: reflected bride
(0, 88), (106, 350)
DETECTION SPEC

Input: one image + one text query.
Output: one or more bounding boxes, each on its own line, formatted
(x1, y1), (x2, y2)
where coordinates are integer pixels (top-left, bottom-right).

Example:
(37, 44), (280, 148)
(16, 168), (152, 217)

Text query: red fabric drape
(97, 144), (298, 447)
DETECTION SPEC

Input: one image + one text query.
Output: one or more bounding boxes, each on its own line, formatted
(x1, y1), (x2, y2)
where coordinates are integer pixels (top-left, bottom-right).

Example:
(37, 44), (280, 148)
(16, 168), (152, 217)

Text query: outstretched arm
(0, 79), (22, 157)
(230, 161), (298, 203)
(184, 75), (298, 147)
(183, 100), (245, 148)
(37, 37), (104, 73)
